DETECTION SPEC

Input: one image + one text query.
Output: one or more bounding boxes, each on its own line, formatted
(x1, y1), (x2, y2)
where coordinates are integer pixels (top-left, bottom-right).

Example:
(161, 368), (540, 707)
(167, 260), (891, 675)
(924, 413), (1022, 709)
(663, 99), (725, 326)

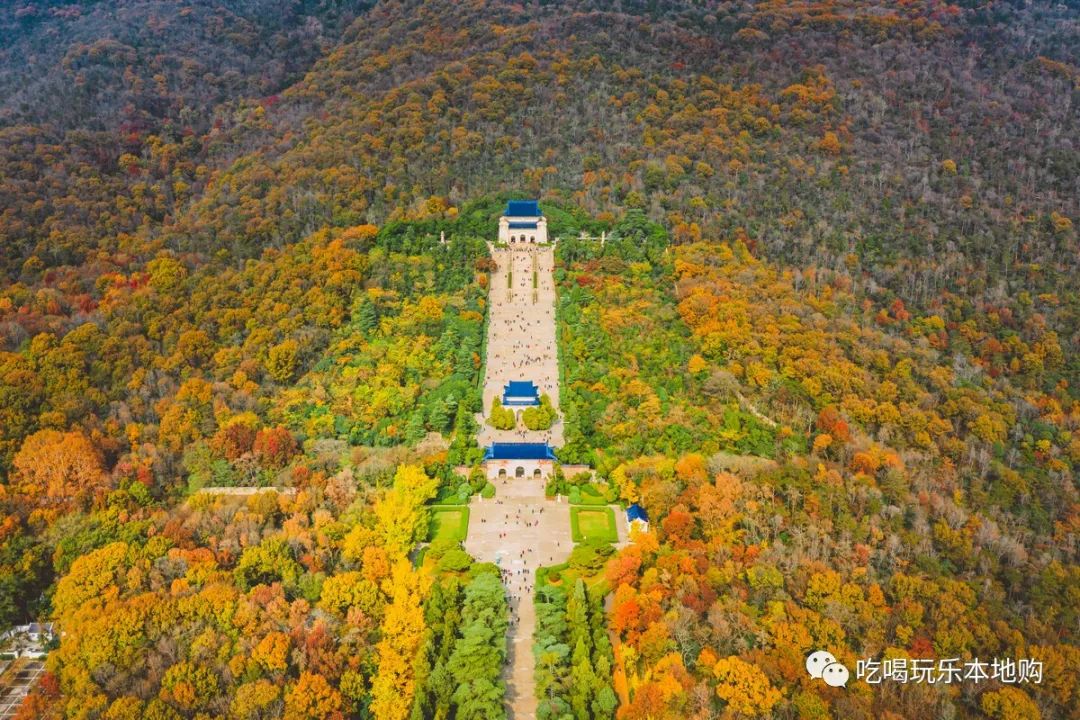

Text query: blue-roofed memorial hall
(498, 199), (549, 244)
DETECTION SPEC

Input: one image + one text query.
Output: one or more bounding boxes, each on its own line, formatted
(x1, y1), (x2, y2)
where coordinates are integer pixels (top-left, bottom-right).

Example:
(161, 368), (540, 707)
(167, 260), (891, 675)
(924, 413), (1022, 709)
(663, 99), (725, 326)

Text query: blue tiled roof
(506, 200), (541, 217)
(508, 221), (538, 229)
(504, 380), (539, 398)
(503, 381), (540, 405)
(627, 503), (649, 522)
(483, 443), (558, 461)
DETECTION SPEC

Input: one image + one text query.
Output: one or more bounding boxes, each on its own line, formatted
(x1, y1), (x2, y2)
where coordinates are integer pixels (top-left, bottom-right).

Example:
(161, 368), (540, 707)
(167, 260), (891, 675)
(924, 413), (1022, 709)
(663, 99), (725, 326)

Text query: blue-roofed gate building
(498, 199), (549, 245)
(482, 442), (561, 482)
(502, 380), (541, 407)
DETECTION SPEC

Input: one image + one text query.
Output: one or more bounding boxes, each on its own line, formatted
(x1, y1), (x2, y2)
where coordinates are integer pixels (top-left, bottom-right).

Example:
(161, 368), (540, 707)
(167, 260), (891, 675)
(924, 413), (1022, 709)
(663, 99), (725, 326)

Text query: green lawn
(428, 506), (470, 542)
(569, 483), (610, 505)
(570, 506), (618, 543)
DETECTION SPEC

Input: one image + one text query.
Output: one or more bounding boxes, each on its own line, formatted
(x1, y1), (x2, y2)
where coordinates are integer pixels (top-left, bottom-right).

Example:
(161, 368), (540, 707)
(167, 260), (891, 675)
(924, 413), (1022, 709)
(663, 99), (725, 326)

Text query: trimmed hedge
(536, 562), (570, 588)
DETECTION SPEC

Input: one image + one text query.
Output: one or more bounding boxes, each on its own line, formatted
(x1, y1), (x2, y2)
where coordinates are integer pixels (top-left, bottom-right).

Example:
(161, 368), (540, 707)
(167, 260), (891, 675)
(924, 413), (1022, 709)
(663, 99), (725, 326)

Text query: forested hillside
(559, 232), (1077, 720)
(0, 1), (1076, 719)
(1, 0), (375, 131)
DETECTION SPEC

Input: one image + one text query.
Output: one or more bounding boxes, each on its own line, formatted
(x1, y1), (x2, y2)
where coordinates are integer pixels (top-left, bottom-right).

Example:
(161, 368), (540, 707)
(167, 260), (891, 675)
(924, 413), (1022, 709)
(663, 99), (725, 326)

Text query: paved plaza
(0, 659), (44, 720)
(477, 245), (564, 448)
(464, 477), (574, 720)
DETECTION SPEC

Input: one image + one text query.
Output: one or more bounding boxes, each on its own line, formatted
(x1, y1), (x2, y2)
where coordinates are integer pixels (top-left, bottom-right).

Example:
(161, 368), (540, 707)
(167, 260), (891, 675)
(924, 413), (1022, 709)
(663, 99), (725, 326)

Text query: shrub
(487, 396), (516, 430)
(568, 540), (615, 572)
(438, 547), (473, 572)
(468, 466), (487, 492)
(571, 471), (592, 486)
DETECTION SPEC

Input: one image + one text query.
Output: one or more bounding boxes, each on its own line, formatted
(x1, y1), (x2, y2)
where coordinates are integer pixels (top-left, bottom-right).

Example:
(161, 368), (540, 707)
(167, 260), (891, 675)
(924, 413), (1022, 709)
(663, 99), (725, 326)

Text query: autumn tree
(371, 562), (430, 720)
(11, 429), (109, 514)
(712, 656), (781, 718)
(374, 465), (438, 558)
(284, 672), (343, 720)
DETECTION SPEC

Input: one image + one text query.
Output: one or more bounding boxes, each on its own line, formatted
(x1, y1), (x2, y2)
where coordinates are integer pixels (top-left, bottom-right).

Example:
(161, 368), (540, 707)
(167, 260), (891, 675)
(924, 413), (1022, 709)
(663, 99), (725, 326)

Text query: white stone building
(498, 200), (549, 245)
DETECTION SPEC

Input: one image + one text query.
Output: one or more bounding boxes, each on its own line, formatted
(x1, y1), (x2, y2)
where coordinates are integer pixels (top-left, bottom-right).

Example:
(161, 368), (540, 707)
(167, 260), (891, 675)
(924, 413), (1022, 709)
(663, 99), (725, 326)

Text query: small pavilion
(627, 503), (650, 533)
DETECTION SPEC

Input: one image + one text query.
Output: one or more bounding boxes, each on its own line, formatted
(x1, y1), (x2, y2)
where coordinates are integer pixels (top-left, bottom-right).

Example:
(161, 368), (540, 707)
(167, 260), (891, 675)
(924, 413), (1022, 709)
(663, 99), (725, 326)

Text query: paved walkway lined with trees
(464, 478), (574, 719)
(471, 242), (566, 718)
(477, 245), (563, 447)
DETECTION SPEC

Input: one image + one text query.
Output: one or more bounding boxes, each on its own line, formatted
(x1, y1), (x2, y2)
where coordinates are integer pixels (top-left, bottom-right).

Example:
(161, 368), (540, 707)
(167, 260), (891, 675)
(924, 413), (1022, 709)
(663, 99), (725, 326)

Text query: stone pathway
(472, 243), (565, 718)
(464, 480), (574, 720)
(469, 241), (630, 717)
(477, 245), (563, 448)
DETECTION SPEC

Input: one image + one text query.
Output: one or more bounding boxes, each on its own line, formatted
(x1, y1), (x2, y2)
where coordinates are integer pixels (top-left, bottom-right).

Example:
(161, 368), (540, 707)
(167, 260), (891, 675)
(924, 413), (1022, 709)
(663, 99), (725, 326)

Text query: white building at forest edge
(498, 200), (549, 244)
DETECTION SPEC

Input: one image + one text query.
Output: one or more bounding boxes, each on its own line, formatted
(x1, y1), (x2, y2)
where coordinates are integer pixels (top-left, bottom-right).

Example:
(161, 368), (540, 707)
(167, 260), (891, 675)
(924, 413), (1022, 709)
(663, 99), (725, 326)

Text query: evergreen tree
(428, 398), (451, 433)
(488, 396), (515, 430)
(405, 410), (426, 444)
(567, 578), (589, 649)
(445, 572), (508, 719)
(429, 661), (454, 719)
(357, 299), (378, 333)
(570, 637), (596, 719)
(523, 393), (557, 430)
(449, 403), (478, 465)
(592, 684), (618, 720)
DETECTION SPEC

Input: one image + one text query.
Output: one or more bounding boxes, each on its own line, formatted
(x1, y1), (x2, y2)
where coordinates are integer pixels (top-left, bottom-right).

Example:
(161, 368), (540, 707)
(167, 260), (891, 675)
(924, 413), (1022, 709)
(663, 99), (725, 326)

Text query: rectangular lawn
(428, 506), (470, 542)
(573, 483), (610, 505)
(570, 506), (618, 543)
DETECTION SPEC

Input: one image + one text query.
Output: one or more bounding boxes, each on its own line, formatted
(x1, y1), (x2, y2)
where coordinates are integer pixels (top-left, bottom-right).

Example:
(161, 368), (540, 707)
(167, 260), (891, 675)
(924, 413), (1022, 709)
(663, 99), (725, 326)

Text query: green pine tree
(405, 410), (427, 444)
(569, 637), (596, 720)
(356, 299), (377, 333)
